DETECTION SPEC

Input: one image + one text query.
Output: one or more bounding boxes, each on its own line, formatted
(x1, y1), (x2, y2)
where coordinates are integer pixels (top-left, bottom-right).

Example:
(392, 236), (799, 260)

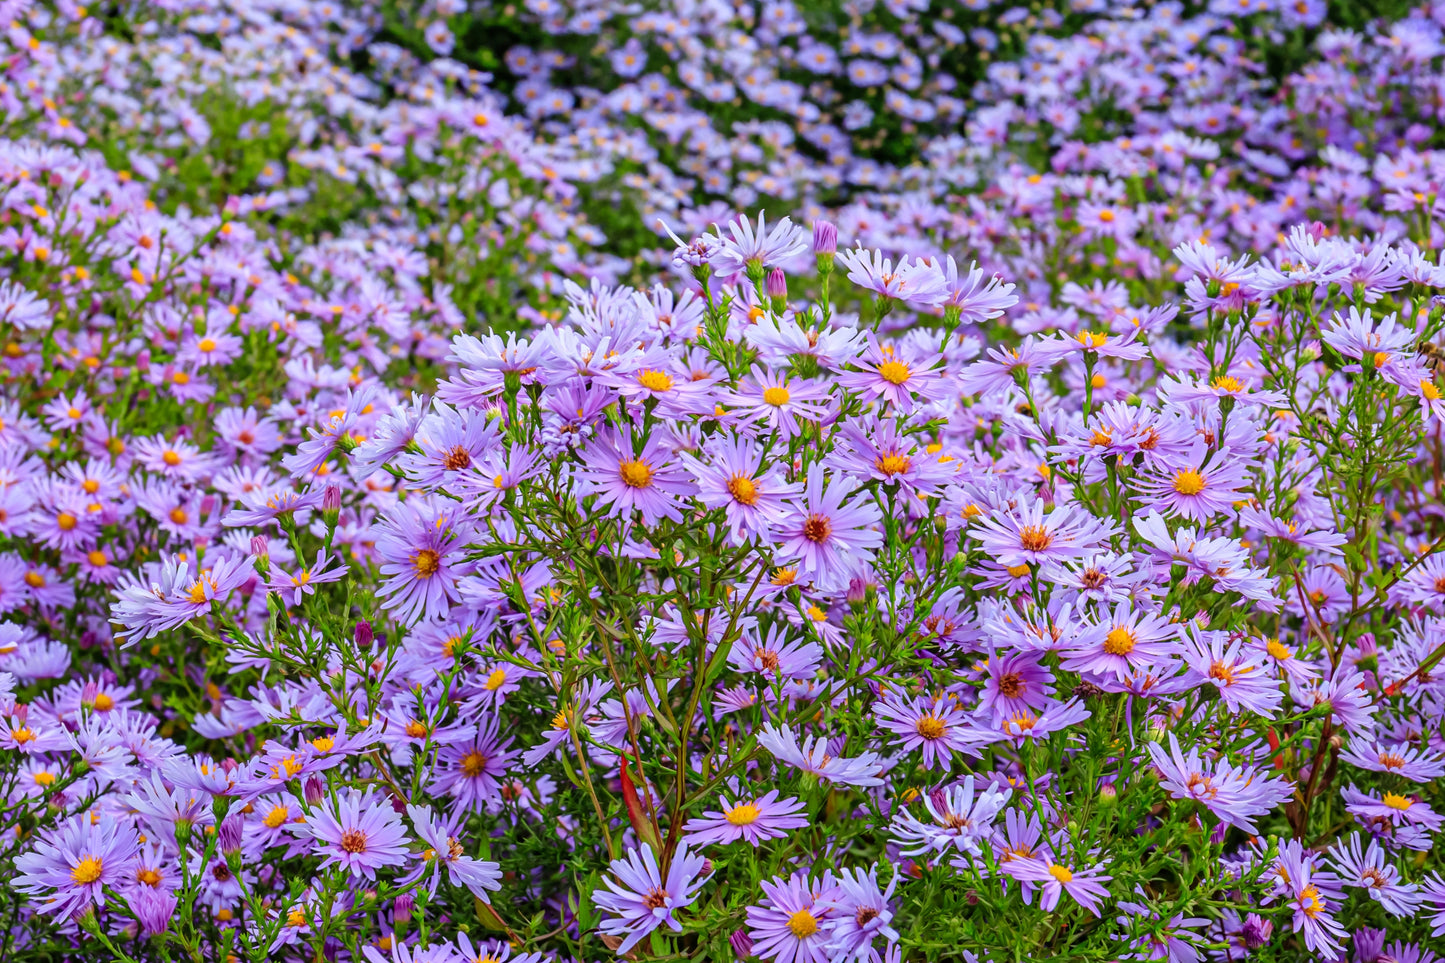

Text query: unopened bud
(304, 775), (324, 805)
(812, 219), (837, 255)
(355, 621), (374, 650)
(394, 893), (415, 924)
(729, 929), (754, 960)
(767, 267), (788, 314)
(217, 815), (243, 854)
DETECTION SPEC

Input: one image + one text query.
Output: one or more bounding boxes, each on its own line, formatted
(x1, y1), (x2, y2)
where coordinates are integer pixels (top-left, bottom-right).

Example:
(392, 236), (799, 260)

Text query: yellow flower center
(915, 715), (947, 740)
(787, 909), (818, 938)
(1266, 639), (1291, 660)
(1211, 375), (1244, 392)
(413, 549), (441, 577)
(618, 460), (653, 488)
(725, 803), (761, 826)
(460, 751), (487, 777)
(1048, 864), (1073, 883)
(727, 474), (759, 505)
(876, 454), (911, 476)
(264, 805), (290, 828)
(763, 386), (791, 406)
(1173, 469), (1206, 496)
(485, 668), (508, 690)
(1018, 525), (1052, 552)
(1383, 793), (1413, 810)
(1103, 627), (1136, 655)
(71, 856), (103, 884)
(877, 360), (911, 385)
(637, 369), (673, 392)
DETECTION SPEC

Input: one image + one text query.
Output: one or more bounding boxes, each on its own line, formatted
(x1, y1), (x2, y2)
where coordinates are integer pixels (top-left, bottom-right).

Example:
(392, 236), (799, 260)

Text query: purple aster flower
(397, 401), (503, 491)
(294, 788), (410, 881)
(1340, 784), (1444, 834)
(682, 784), (809, 847)
(111, 553), (256, 642)
(874, 694), (992, 770)
(976, 649), (1054, 724)
(131, 885), (178, 936)
(722, 366), (832, 440)
(14, 814), (140, 917)
(728, 624), (822, 680)
(834, 246), (948, 308)
(711, 211), (809, 279)
(577, 424), (698, 526)
(1132, 438), (1249, 523)
(266, 550), (348, 605)
(996, 698), (1091, 744)
(746, 870), (841, 963)
(1328, 832), (1421, 917)
(839, 332), (947, 411)
(1423, 874), (1445, 936)
(594, 842), (710, 955)
(889, 775), (1012, 858)
(373, 500), (470, 625)
(1148, 733), (1292, 835)
(0, 280), (49, 331)
(1290, 666), (1377, 736)
(1265, 840), (1348, 956)
(757, 723), (884, 787)
(682, 433), (799, 545)
(403, 804), (503, 900)
(431, 713), (518, 814)
(941, 256), (1018, 323)
(1338, 739), (1445, 782)
(1004, 856), (1113, 917)
(818, 863), (900, 961)
(1061, 602), (1180, 680)
(969, 498), (1115, 568)
(775, 465), (883, 591)
(832, 414), (956, 495)
(1180, 629), (1284, 717)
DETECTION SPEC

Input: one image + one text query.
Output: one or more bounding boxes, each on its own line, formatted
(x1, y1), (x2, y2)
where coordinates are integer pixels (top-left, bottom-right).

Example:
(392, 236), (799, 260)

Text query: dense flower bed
(0, 1), (1443, 962)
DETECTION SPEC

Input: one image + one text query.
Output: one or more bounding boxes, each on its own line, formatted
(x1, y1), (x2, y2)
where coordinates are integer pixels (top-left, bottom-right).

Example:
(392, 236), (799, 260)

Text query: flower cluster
(0, 1), (1440, 963)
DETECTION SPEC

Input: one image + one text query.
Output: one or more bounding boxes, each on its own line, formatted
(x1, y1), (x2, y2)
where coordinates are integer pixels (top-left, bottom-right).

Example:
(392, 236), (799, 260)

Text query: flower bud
(766, 267), (788, 314)
(729, 929), (754, 960)
(1240, 914), (1272, 949)
(394, 893), (415, 924)
(355, 620), (374, 650)
(812, 219), (837, 255)
(322, 484), (342, 514)
(304, 774), (324, 805)
(217, 815), (243, 855)
(250, 535), (269, 559)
